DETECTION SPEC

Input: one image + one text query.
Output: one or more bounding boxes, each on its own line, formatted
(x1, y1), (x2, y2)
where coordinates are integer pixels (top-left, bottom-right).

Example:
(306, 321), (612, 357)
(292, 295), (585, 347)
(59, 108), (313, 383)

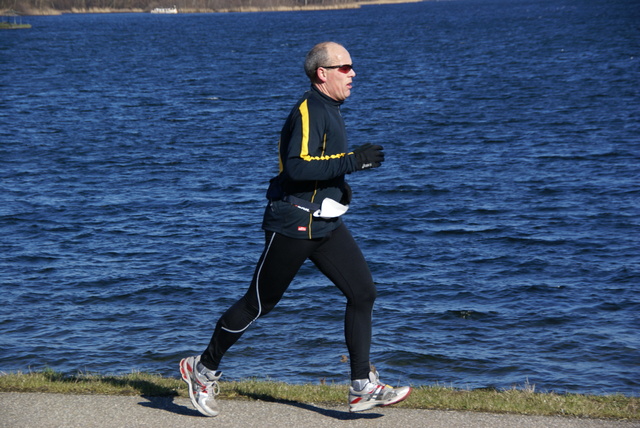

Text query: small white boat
(151, 6), (178, 14)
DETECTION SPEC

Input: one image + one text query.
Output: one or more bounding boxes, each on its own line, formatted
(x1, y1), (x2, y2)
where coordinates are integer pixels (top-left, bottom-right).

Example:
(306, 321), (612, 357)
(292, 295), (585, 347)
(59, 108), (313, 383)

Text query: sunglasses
(320, 64), (353, 74)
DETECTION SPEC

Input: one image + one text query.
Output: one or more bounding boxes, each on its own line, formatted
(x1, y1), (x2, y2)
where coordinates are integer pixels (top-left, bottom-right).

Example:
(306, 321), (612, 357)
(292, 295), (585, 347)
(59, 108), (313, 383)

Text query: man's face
(319, 45), (356, 102)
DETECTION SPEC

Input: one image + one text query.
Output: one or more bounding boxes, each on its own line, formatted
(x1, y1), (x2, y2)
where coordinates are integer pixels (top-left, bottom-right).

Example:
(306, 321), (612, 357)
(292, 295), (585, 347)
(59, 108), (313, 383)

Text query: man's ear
(315, 67), (328, 83)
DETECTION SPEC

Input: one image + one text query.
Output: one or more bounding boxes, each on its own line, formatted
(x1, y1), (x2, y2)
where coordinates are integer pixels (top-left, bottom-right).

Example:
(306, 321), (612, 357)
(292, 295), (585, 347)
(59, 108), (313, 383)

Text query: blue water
(1, 0), (639, 396)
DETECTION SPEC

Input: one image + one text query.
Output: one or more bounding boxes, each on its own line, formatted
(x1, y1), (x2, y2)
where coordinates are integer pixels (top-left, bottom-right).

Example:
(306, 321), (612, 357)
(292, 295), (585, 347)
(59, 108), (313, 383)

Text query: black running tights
(200, 223), (376, 380)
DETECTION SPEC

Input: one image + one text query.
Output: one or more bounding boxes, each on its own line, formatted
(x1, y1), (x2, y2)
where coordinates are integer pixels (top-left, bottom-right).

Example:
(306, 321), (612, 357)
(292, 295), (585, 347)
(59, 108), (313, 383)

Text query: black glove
(353, 143), (384, 170)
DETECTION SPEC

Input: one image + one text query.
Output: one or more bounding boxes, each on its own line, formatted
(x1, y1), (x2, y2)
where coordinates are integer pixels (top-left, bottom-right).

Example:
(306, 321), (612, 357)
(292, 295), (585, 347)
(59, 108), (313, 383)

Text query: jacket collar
(310, 84), (344, 107)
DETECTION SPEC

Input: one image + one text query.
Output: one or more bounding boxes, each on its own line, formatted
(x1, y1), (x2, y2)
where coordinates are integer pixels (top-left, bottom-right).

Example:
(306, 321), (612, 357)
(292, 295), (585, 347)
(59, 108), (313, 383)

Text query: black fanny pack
(266, 175), (350, 219)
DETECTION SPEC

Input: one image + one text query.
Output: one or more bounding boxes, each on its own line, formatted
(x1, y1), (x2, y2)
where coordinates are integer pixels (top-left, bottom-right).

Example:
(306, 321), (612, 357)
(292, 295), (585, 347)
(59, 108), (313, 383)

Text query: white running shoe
(179, 355), (222, 417)
(348, 370), (412, 413)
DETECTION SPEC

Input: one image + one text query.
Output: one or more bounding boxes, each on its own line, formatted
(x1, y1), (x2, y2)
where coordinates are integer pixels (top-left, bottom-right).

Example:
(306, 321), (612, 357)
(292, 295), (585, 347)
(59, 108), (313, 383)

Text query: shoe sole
(349, 387), (412, 413)
(179, 358), (218, 417)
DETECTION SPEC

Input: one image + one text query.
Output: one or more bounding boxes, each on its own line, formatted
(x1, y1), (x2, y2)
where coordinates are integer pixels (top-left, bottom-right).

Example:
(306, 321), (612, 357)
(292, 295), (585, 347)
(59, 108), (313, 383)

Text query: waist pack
(266, 175), (350, 219)
(283, 195), (349, 219)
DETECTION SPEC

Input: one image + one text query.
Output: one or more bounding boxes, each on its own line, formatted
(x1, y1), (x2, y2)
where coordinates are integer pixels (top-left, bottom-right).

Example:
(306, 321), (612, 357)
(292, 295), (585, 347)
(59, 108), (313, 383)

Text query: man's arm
(282, 99), (357, 181)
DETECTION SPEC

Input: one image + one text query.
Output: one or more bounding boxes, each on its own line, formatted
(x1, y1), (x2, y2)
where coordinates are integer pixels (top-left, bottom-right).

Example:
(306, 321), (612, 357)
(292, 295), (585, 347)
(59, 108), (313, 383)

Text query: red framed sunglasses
(320, 64), (354, 74)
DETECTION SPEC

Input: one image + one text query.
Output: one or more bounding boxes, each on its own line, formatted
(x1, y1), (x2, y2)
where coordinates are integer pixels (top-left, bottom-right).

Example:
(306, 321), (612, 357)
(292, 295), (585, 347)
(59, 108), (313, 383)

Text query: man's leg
(181, 231), (319, 417)
(310, 223), (412, 412)
(201, 232), (319, 370)
(309, 223), (377, 380)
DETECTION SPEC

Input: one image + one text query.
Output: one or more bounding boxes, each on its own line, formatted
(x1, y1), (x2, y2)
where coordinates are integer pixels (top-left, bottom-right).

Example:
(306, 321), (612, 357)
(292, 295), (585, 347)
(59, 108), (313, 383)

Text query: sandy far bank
(2, 0), (423, 16)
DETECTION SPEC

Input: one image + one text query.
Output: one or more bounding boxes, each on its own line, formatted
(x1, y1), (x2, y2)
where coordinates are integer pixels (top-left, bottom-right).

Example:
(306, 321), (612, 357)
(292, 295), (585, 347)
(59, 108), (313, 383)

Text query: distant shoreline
(2, 0), (424, 16)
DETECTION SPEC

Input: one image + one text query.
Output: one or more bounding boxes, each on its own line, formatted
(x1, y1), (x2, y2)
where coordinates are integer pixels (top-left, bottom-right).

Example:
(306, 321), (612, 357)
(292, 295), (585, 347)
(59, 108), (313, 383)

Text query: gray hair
(304, 42), (339, 82)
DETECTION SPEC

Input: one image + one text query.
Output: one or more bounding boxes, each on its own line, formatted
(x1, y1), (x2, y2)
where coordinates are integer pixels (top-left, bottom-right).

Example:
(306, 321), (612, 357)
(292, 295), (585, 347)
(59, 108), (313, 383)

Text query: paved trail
(1, 393), (637, 428)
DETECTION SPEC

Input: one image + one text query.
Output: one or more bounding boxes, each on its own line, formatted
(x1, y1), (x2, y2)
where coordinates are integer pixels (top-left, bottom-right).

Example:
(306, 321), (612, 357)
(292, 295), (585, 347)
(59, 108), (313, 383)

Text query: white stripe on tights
(221, 232), (276, 334)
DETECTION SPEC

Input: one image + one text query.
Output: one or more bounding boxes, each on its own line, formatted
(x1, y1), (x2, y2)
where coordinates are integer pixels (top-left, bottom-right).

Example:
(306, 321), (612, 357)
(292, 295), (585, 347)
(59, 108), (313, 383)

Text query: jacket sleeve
(282, 99), (358, 181)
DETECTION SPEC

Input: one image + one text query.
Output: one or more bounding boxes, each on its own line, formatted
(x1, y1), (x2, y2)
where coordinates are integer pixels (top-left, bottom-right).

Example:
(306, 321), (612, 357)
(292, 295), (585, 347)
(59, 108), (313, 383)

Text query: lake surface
(1, 0), (638, 396)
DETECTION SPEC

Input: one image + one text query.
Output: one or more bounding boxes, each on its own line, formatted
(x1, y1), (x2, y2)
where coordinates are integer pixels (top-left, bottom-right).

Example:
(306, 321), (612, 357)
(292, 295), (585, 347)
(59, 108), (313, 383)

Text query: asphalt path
(1, 393), (637, 428)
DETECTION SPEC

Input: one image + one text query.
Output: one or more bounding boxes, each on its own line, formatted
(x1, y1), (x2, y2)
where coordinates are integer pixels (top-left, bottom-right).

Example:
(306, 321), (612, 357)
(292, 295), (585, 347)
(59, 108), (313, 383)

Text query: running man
(179, 41), (411, 416)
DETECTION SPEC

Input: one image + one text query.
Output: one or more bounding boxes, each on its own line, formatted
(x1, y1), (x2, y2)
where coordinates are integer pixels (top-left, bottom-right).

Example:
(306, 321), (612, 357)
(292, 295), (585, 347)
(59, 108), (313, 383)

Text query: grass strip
(0, 369), (637, 420)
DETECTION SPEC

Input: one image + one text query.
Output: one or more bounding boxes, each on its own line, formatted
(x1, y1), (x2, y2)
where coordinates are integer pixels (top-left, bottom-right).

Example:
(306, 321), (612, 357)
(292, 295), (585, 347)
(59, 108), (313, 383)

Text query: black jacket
(263, 86), (359, 239)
